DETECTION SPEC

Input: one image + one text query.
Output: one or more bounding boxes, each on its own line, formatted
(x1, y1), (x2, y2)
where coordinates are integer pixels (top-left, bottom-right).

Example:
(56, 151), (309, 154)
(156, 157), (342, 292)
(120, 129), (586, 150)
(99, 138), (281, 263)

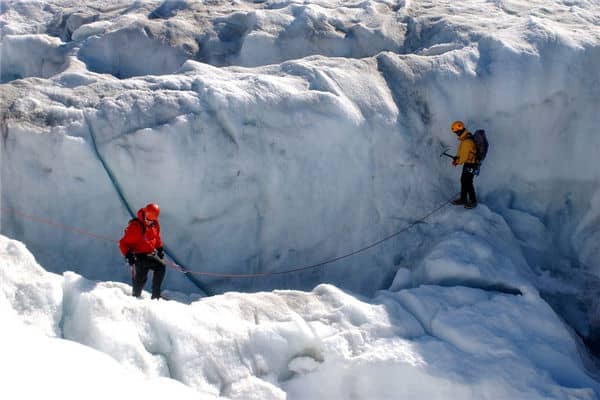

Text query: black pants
(132, 254), (166, 298)
(460, 164), (478, 204)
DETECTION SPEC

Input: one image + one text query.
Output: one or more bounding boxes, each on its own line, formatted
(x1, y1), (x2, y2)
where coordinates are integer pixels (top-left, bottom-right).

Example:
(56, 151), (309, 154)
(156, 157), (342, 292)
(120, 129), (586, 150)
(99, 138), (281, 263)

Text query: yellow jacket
(455, 131), (478, 165)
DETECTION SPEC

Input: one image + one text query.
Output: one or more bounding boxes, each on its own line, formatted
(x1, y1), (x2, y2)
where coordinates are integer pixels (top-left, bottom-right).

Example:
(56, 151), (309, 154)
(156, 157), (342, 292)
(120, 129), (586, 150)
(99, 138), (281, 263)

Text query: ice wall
(1, 0), (600, 297)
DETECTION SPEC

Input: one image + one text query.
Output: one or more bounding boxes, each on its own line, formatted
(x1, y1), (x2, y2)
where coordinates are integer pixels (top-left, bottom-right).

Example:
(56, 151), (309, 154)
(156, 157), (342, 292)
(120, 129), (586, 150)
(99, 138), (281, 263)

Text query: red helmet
(144, 203), (160, 220)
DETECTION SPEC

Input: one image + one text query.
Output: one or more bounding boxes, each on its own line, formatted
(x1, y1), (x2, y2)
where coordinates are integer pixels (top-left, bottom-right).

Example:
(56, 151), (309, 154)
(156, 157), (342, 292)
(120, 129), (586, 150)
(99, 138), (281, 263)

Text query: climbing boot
(464, 201), (477, 209)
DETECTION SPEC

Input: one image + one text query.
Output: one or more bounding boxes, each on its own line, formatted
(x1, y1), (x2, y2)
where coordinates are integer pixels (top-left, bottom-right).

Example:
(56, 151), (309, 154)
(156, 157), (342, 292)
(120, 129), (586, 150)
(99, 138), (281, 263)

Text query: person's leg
(457, 167), (470, 204)
(462, 166), (477, 207)
(146, 255), (166, 299)
(467, 178), (477, 204)
(132, 257), (149, 297)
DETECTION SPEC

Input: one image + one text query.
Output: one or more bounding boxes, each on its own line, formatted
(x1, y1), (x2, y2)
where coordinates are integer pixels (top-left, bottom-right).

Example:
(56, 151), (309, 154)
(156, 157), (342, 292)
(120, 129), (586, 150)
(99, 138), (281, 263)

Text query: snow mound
(2, 234), (599, 399)
(390, 205), (532, 295)
(0, 235), (62, 336)
(77, 25), (190, 78)
(0, 35), (70, 83)
(234, 3), (405, 67)
(2, 307), (215, 400)
(71, 20), (113, 41)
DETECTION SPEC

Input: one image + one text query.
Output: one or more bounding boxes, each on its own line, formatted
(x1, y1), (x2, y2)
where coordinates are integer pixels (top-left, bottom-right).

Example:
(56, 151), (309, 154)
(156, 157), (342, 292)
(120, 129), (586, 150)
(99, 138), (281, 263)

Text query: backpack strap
(129, 217), (146, 234)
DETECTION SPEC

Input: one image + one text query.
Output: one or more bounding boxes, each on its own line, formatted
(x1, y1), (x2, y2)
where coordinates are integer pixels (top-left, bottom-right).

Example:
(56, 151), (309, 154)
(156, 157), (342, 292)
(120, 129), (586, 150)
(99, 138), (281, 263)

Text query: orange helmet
(451, 120), (465, 133)
(144, 203), (160, 220)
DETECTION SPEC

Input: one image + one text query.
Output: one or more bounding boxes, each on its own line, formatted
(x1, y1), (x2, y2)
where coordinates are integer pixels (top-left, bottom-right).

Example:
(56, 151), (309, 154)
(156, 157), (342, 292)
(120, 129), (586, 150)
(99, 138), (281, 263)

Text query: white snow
(2, 0), (600, 398)
(1, 315), (210, 400)
(0, 34), (70, 82)
(2, 234), (599, 399)
(71, 21), (113, 42)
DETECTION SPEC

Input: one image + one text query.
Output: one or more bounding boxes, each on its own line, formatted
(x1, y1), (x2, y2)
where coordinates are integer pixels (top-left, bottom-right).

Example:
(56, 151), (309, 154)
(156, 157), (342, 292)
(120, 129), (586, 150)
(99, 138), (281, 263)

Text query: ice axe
(440, 147), (455, 160)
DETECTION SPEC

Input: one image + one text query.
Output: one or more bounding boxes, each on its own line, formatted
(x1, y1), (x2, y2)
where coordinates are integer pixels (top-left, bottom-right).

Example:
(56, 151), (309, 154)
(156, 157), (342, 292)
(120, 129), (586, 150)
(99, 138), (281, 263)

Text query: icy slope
(3, 46), (600, 294)
(2, 0), (600, 297)
(2, 234), (598, 399)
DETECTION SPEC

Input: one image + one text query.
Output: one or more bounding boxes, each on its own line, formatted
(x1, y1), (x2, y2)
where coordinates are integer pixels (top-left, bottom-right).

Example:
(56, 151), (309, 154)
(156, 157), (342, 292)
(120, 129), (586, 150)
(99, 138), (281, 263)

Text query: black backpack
(472, 129), (489, 163)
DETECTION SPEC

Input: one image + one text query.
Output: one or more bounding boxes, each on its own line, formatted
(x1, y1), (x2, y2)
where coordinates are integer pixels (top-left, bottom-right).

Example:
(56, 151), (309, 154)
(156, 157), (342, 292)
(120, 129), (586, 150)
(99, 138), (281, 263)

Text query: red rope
(1, 199), (451, 278)
(1, 206), (118, 243)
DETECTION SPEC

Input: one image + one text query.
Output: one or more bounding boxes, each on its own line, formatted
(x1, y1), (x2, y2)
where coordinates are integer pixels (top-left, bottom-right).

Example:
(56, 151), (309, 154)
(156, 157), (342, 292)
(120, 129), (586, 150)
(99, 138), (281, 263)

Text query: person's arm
(454, 142), (465, 165)
(119, 221), (143, 256)
(155, 221), (163, 249)
(155, 222), (165, 259)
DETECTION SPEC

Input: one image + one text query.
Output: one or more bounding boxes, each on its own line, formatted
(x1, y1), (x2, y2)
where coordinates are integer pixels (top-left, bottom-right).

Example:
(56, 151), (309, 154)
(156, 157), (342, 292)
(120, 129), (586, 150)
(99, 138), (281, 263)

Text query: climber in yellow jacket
(450, 120), (478, 209)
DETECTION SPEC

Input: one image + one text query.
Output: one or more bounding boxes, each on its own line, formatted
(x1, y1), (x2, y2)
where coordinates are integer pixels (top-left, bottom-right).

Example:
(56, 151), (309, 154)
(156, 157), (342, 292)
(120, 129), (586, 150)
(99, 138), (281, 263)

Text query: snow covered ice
(2, 0), (600, 398)
(2, 234), (599, 399)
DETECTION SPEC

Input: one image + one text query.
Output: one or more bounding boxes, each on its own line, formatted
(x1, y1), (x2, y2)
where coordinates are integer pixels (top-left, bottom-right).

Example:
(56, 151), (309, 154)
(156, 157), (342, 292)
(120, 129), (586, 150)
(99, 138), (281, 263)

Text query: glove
(125, 251), (136, 266)
(156, 247), (164, 260)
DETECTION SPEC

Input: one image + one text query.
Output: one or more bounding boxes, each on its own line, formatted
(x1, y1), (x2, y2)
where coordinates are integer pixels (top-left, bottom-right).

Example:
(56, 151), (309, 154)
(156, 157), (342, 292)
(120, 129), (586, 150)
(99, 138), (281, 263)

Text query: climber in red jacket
(119, 203), (166, 299)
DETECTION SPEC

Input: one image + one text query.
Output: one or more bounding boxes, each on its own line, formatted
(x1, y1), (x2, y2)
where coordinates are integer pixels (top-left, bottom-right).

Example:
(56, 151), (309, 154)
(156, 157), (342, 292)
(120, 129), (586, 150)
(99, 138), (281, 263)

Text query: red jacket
(119, 209), (163, 256)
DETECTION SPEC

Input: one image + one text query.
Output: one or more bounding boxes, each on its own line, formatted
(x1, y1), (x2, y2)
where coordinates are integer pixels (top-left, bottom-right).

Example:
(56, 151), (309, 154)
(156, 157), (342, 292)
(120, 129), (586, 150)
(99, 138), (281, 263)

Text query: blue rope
(85, 113), (212, 295)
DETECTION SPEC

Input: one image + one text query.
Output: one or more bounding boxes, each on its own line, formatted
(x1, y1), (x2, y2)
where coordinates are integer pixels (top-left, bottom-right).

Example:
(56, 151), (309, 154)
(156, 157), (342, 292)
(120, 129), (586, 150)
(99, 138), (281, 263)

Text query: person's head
(143, 203), (160, 222)
(451, 120), (465, 136)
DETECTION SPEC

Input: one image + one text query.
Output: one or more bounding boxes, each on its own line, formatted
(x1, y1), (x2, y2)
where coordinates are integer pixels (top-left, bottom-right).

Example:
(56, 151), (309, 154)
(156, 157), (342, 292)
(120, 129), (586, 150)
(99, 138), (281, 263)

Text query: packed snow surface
(2, 234), (599, 399)
(2, 0), (600, 398)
